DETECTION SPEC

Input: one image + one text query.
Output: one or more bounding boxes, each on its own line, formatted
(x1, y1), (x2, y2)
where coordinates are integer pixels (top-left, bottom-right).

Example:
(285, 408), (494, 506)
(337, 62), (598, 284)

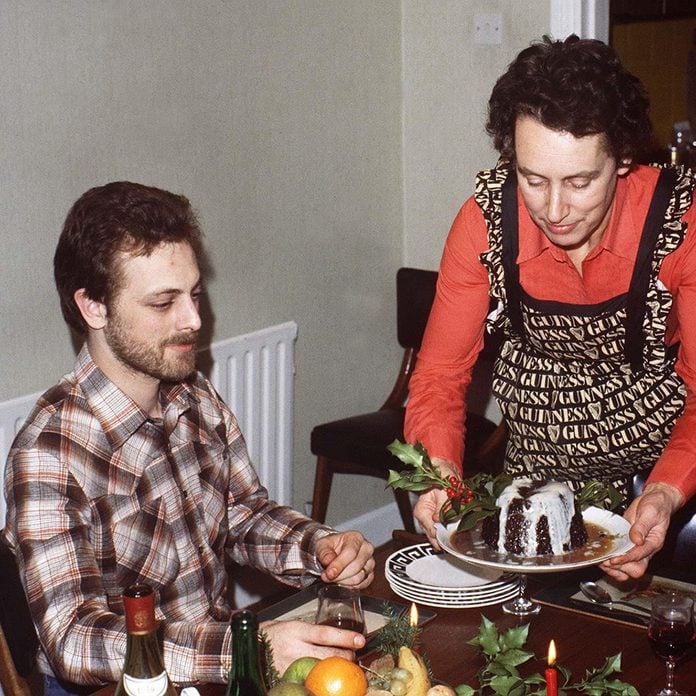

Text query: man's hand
(260, 619), (365, 674)
(315, 531), (374, 588)
(413, 457), (460, 549)
(600, 482), (684, 581)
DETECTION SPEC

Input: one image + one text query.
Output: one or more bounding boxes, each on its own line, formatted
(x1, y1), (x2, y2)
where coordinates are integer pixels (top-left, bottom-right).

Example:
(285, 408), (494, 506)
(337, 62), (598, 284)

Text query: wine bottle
(225, 610), (268, 696)
(114, 584), (177, 696)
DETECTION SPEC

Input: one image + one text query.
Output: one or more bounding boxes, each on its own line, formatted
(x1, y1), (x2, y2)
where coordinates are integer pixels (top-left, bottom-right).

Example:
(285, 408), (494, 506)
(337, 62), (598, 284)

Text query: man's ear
(73, 289), (108, 330)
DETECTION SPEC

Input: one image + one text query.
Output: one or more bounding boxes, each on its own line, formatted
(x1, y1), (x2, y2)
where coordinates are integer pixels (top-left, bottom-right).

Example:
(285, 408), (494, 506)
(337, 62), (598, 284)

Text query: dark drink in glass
(318, 616), (365, 633)
(648, 591), (694, 696)
(648, 621), (695, 662)
(315, 585), (365, 635)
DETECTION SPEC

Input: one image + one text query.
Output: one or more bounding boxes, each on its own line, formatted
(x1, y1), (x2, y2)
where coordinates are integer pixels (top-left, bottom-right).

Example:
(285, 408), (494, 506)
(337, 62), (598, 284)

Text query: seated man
(2, 181), (374, 693)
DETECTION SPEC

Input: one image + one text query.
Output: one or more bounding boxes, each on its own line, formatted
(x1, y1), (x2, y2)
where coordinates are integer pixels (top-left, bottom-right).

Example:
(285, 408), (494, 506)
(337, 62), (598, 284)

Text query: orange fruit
(304, 656), (368, 696)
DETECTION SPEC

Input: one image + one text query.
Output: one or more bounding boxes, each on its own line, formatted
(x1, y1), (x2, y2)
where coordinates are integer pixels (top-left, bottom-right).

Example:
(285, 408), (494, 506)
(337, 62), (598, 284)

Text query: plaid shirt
(2, 346), (332, 686)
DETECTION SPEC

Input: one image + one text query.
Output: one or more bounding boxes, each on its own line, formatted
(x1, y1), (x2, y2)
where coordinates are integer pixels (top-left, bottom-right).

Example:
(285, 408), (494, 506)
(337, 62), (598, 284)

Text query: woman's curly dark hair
(486, 35), (653, 163)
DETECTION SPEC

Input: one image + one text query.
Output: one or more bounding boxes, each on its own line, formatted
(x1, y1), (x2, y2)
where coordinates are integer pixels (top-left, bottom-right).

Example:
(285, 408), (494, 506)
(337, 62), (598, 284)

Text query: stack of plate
(386, 543), (519, 608)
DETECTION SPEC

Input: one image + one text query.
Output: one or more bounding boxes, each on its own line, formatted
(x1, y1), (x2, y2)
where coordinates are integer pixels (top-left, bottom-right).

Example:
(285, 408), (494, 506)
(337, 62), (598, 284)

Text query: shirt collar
(516, 172), (635, 264)
(74, 345), (197, 450)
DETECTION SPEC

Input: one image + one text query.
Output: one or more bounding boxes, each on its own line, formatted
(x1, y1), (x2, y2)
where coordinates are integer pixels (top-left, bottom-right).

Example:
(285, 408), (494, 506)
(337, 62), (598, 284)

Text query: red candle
(545, 640), (558, 696)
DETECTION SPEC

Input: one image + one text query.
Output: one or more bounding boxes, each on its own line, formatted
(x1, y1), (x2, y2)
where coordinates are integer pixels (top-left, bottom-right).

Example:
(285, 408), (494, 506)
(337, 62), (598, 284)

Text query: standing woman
(405, 35), (696, 581)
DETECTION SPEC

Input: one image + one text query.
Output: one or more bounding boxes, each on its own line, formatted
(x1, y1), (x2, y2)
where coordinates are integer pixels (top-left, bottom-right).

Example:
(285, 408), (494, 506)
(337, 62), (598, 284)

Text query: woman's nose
(546, 186), (570, 223)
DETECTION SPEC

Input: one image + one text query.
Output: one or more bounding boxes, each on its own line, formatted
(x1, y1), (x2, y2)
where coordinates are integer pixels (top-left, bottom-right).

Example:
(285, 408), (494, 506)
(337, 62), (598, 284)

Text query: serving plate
(435, 506), (632, 573)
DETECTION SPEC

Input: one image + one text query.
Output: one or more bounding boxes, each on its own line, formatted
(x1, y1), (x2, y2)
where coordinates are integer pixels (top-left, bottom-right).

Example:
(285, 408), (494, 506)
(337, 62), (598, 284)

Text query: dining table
(366, 531), (696, 694)
(94, 530), (696, 695)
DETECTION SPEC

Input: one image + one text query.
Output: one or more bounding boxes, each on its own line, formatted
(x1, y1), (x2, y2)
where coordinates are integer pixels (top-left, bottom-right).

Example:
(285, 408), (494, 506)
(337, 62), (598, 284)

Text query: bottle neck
(227, 612), (267, 695)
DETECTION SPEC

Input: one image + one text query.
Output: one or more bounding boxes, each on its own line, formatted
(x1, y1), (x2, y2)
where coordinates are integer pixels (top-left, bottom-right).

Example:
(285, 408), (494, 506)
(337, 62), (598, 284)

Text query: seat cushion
(311, 408), (499, 474)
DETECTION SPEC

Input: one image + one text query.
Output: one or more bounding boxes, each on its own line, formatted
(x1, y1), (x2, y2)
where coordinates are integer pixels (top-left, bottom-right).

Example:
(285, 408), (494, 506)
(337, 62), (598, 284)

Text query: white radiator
(0, 321), (298, 526)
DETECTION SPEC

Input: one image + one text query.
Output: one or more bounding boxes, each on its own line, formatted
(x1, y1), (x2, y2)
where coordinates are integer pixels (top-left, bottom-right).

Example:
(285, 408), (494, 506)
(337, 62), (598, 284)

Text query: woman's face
(514, 115), (630, 261)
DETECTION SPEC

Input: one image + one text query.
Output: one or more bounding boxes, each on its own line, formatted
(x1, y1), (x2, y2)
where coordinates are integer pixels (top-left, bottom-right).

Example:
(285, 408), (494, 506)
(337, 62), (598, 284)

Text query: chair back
(0, 539), (38, 681)
(396, 268), (438, 351)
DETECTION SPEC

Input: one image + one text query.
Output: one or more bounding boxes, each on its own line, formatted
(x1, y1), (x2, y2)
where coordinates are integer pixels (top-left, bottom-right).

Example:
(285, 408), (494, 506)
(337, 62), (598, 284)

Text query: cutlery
(579, 580), (651, 616)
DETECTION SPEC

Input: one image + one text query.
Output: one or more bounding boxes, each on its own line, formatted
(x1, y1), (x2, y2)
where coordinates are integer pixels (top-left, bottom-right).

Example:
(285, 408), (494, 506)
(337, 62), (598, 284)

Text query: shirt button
(182, 490), (188, 498)
(198, 545), (205, 554)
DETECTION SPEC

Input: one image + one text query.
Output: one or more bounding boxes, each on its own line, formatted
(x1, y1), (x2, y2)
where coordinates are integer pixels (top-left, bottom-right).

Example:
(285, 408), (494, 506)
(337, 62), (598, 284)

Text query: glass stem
(665, 658), (675, 690)
(518, 574), (528, 601)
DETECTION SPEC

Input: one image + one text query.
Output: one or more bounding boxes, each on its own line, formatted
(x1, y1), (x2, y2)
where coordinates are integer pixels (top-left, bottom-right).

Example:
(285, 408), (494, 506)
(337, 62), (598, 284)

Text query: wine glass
(647, 591), (695, 696)
(502, 573), (541, 617)
(315, 584), (366, 633)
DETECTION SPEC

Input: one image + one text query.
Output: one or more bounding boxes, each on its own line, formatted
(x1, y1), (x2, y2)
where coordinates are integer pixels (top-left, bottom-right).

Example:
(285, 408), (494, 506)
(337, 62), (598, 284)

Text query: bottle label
(123, 671), (169, 696)
(123, 591), (156, 634)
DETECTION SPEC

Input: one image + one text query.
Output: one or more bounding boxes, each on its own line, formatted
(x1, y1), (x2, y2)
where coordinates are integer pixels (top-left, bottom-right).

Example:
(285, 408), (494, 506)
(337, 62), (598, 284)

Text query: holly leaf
(488, 674), (527, 696)
(496, 648), (536, 669)
(454, 686), (475, 696)
(467, 616), (501, 657)
(499, 624), (530, 651)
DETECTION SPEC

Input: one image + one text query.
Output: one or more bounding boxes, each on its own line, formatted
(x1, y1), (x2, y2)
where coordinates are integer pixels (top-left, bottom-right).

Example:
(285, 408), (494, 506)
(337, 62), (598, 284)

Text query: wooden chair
(309, 267), (506, 533)
(0, 539), (37, 696)
(631, 471), (696, 582)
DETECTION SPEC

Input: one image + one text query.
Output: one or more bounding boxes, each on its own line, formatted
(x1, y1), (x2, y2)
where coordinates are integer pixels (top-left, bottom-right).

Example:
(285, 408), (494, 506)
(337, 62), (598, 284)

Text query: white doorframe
(550, 0), (610, 43)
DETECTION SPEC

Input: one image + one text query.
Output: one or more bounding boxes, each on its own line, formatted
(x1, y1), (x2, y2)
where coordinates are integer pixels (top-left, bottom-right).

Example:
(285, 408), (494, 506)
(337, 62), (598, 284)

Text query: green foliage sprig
(387, 440), (622, 533)
(372, 601), (422, 658)
(454, 616), (639, 696)
(259, 629), (280, 689)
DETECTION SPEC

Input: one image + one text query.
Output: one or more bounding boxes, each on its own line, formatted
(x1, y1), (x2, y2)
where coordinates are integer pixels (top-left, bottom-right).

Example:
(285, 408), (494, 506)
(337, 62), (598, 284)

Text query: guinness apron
(476, 164), (695, 497)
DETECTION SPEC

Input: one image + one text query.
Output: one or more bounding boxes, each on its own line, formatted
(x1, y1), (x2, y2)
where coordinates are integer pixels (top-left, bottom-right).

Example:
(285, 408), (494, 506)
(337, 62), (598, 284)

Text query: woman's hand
(413, 457), (460, 549)
(600, 481), (684, 581)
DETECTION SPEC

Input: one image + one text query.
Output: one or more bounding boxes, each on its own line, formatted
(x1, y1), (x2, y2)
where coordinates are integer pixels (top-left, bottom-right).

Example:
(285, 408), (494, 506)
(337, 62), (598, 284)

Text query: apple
(282, 656), (320, 684)
(267, 683), (315, 696)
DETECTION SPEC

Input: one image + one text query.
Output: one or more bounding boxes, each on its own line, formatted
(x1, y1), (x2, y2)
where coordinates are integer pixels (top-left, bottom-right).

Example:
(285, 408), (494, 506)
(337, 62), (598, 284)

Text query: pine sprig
(372, 602), (422, 659)
(454, 616), (639, 695)
(259, 629), (280, 689)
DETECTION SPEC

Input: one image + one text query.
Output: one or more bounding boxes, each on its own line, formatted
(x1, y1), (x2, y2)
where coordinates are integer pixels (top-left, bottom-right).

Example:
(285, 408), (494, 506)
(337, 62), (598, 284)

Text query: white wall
(1, 1), (562, 532)
(402, 1), (552, 270)
(0, 1), (403, 525)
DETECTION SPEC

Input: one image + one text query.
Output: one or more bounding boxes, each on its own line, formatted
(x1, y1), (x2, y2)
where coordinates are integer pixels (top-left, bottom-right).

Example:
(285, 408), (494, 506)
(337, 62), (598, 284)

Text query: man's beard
(105, 319), (198, 383)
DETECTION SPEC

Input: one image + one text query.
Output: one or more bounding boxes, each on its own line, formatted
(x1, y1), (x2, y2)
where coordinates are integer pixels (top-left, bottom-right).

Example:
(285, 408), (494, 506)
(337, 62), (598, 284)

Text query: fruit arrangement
(267, 648), (454, 696)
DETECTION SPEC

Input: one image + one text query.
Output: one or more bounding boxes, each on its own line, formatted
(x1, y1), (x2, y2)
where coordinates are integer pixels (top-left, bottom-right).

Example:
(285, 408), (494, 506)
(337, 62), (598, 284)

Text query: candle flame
(547, 639), (557, 666)
(409, 603), (419, 627)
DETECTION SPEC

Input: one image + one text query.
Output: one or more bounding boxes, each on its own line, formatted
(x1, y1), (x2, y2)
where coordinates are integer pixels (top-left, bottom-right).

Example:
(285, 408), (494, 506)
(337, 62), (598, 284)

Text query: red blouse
(404, 165), (696, 499)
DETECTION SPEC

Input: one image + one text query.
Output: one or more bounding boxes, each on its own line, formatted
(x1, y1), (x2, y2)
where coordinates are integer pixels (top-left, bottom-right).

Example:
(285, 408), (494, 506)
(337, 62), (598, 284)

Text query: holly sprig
(386, 439), (512, 531)
(454, 616), (639, 695)
(387, 440), (622, 533)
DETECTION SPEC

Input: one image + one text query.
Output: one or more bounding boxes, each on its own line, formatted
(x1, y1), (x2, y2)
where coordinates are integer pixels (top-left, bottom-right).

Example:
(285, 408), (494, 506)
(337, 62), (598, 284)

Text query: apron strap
(624, 167), (678, 372)
(501, 170), (524, 337)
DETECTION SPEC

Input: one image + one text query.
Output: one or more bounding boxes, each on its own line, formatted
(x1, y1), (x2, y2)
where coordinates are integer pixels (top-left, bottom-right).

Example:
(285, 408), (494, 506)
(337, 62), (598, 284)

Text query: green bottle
(114, 584), (177, 696)
(226, 610), (268, 696)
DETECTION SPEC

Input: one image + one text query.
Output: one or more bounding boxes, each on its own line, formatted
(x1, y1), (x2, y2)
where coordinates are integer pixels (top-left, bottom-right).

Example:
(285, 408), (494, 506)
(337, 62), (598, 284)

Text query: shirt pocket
(93, 492), (180, 589)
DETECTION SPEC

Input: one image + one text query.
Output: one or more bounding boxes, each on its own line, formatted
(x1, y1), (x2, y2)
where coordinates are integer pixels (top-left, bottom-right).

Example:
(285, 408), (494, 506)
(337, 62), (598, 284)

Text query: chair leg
(0, 624), (31, 696)
(394, 488), (416, 534)
(311, 455), (334, 523)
